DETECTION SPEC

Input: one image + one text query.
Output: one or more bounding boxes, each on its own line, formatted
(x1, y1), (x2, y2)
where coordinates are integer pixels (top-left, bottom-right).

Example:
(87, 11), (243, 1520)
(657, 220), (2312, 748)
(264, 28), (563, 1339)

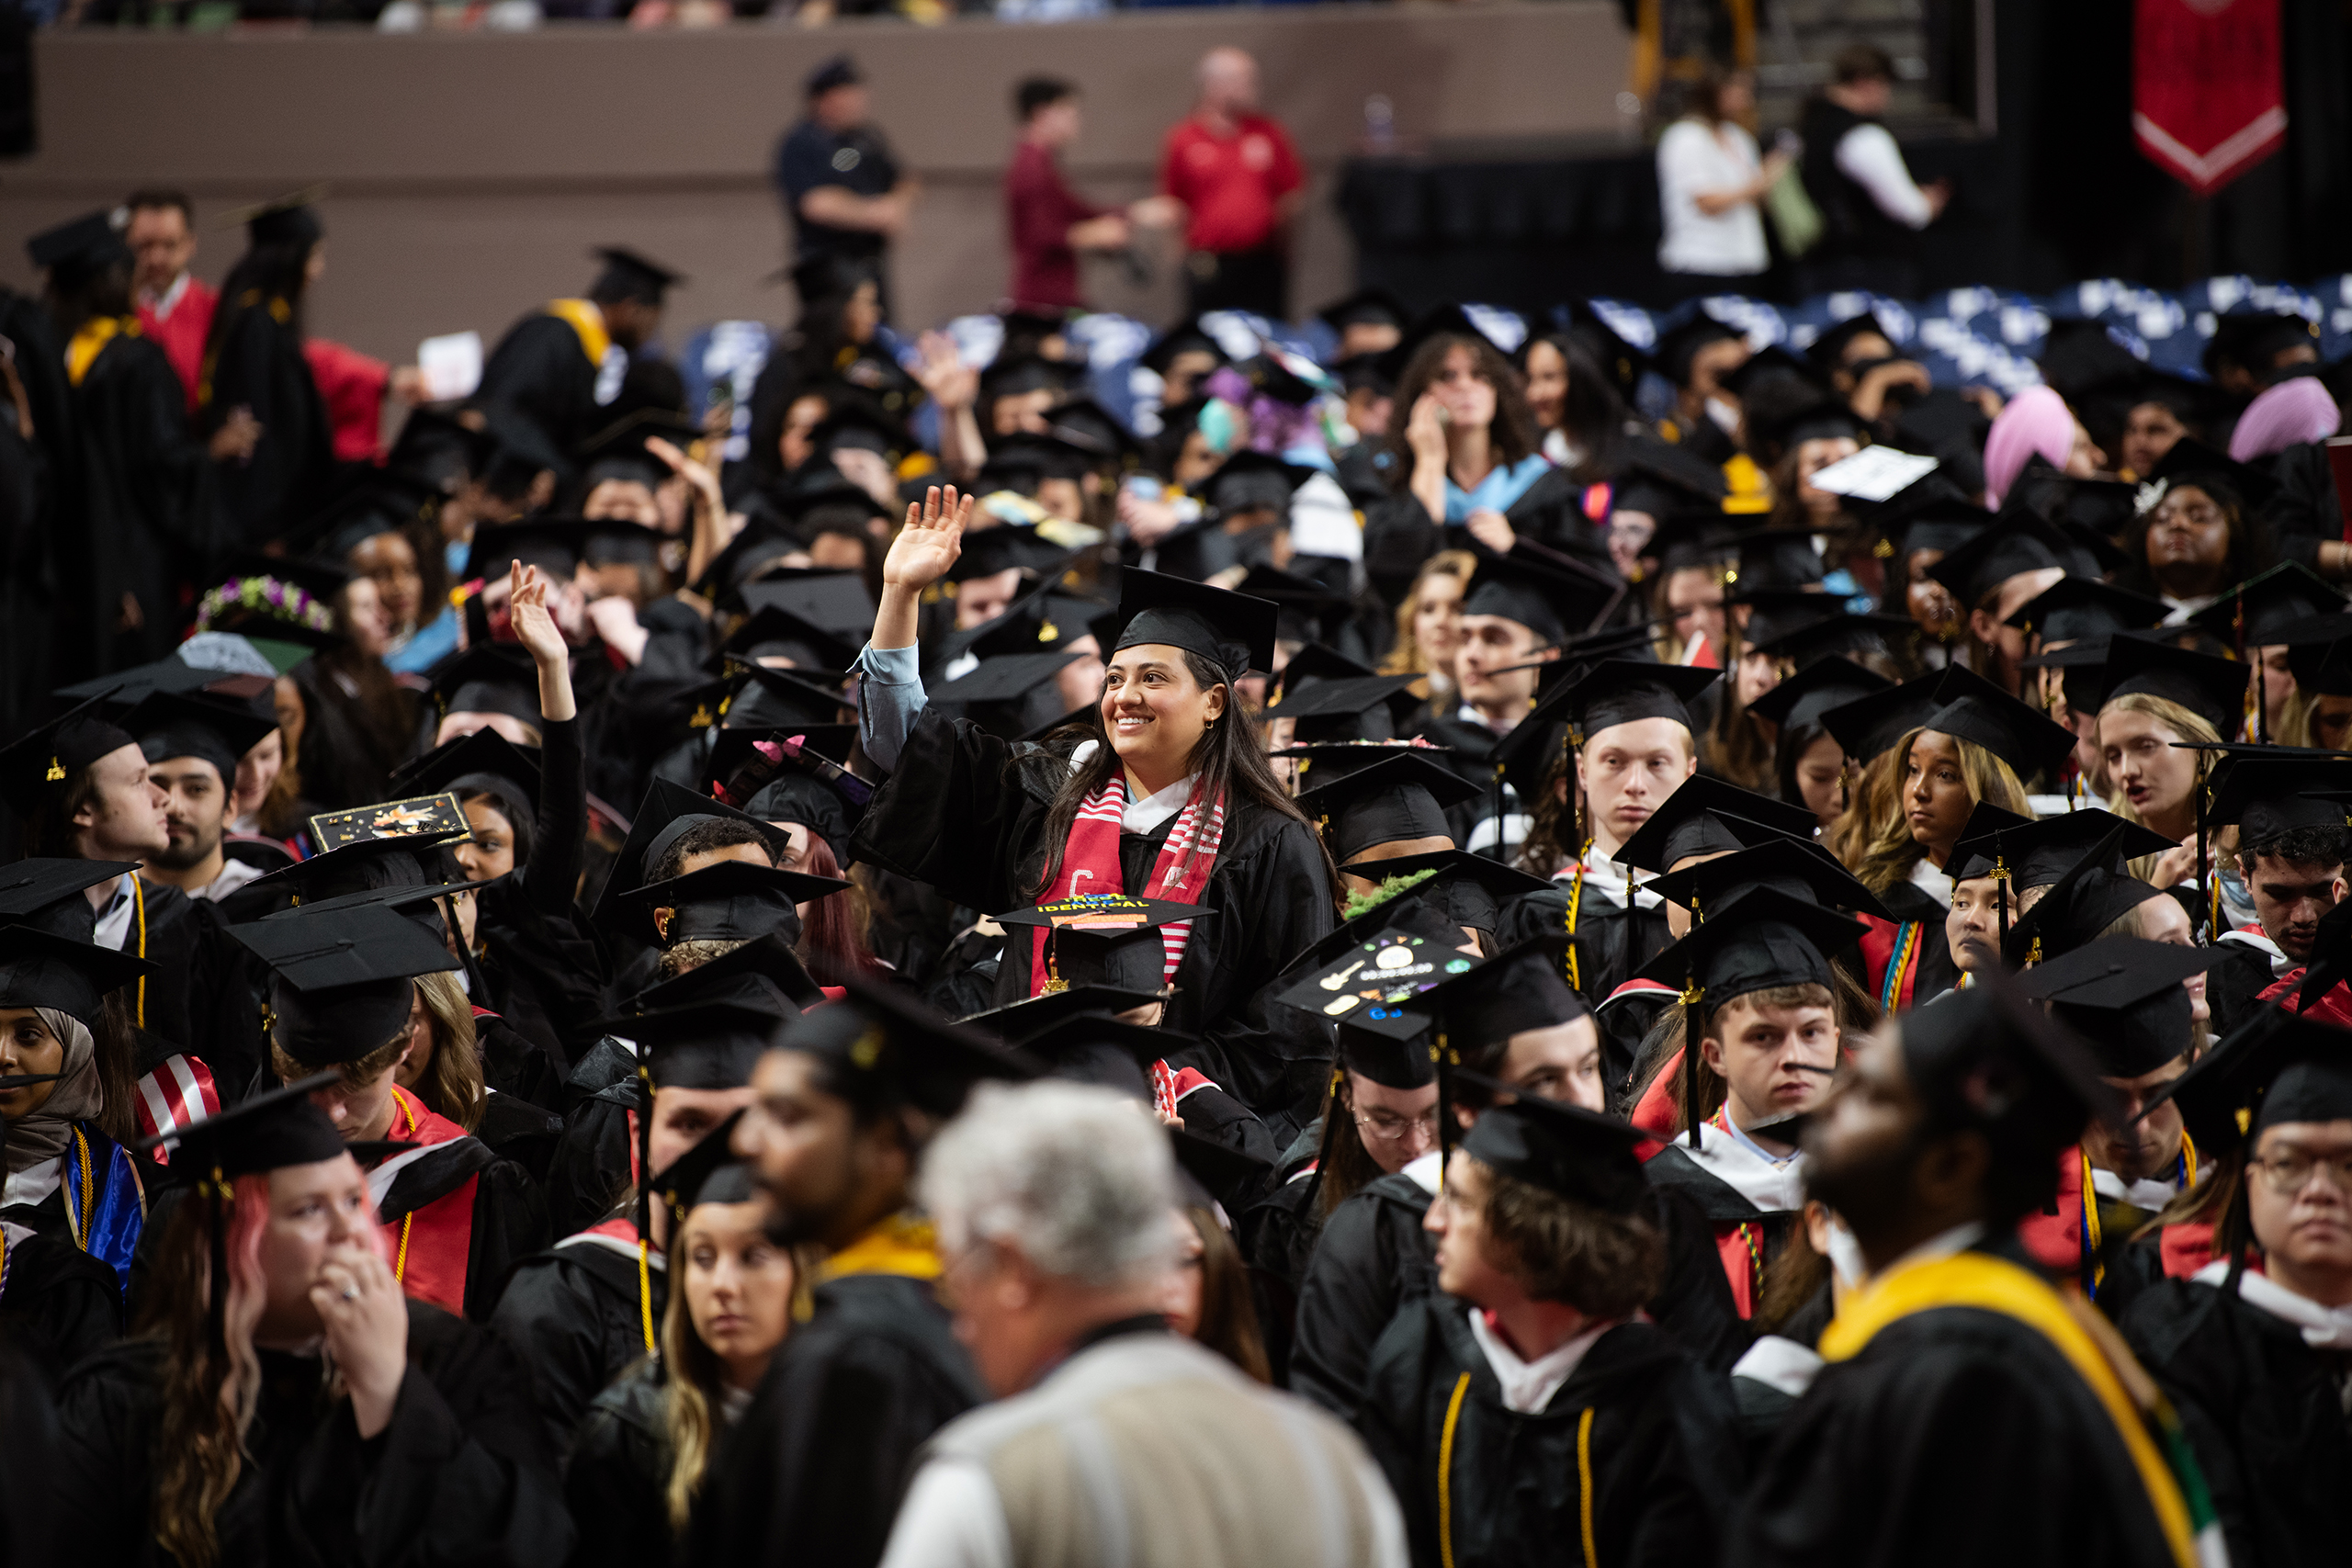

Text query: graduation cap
(979, 353), (1086, 406)
(0, 860), (138, 939)
(2000, 822), (2165, 967)
(1717, 344), (1826, 402)
(1744, 655), (1894, 735)
(594, 778), (790, 937)
(960, 982), (1170, 1044)
(1642, 837), (1890, 921)
(1817, 669), (1944, 763)
(230, 186), (325, 251)
(2142, 1006), (2352, 1175)
(237, 822), (464, 910)
(1043, 399), (1142, 468)
(1457, 548), (1617, 650)
(1140, 316), (1229, 378)
(0, 923), (158, 1028)
(426, 647), (540, 730)
(1805, 311), (1896, 373)
(1015, 1014), (1190, 1100)
(1170, 1124), (1273, 1213)
(2203, 310), (2323, 381)
(0, 691), (141, 815)
(1316, 285), (1411, 339)
(1102, 569), (1279, 684)
(2186, 562), (2348, 651)
(1946, 806), (2174, 888)
(1725, 523), (1828, 591)
(1336, 353), (1396, 399)
(1882, 493), (1991, 565)
(233, 904), (460, 1066)
(735, 573), (875, 646)
(928, 651), (1084, 734)
(591, 246), (683, 307)
(1000, 893), (1209, 996)
(1457, 1079), (1650, 1214)
(1637, 882), (1863, 1008)
(608, 998), (793, 1093)
(723, 659), (854, 734)
(772, 972), (1038, 1117)
(2204, 754), (2352, 850)
(2143, 437), (2281, 513)
(306, 791), (473, 856)
(1650, 311), (1746, 389)
(1295, 750), (1480, 863)
(734, 762), (864, 869)
(1374, 303), (1511, 384)
(136, 1070), (347, 1176)
(811, 397), (912, 468)
(27, 206), (131, 283)
(1275, 920), (1487, 1040)
(1921, 512), (2071, 613)
(128, 691), (277, 784)
(616, 859), (847, 950)
(1400, 933), (1589, 1054)
(1192, 450), (1310, 519)
(580, 406), (702, 491)
(1560, 301), (1651, 405)
(2122, 366), (2224, 431)
(1895, 975), (2120, 1148)
(1525, 659), (1717, 750)
(2037, 317), (2145, 400)
(2092, 634), (2248, 739)
(2005, 576), (2169, 649)
(1744, 400), (1865, 476)
(646, 1111), (757, 1232)
(2276, 613), (2352, 697)
(2015, 938), (2215, 1078)
(1915, 662), (2081, 780)
(634, 928), (825, 1015)
(1614, 773), (1820, 874)
(718, 604), (860, 677)
(944, 525), (1066, 586)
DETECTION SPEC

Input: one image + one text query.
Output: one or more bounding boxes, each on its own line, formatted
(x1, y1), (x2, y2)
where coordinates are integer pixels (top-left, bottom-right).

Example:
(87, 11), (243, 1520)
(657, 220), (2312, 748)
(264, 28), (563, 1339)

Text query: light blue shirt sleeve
(856, 640), (927, 773)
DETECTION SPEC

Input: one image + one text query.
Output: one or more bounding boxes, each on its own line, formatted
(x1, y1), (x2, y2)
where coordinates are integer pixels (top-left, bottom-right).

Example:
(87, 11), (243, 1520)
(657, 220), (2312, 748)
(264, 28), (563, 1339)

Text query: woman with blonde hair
(2092, 639), (2245, 895)
(1377, 548), (1476, 716)
(55, 1081), (569, 1568)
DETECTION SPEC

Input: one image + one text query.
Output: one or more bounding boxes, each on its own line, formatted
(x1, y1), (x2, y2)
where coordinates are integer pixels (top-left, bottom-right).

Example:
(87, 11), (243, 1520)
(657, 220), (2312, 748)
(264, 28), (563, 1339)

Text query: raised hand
(882, 485), (975, 592)
(507, 561), (568, 669)
(913, 332), (978, 413)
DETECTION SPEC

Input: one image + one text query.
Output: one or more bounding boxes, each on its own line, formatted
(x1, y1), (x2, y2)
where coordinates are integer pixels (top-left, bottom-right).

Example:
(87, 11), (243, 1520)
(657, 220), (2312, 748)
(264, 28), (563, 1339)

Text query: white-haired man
(881, 1080), (1408, 1568)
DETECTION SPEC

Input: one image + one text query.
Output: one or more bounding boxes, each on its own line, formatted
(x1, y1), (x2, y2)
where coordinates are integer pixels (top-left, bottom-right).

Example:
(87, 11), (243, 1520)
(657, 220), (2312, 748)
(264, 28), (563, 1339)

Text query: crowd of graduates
(3, 184), (2352, 1567)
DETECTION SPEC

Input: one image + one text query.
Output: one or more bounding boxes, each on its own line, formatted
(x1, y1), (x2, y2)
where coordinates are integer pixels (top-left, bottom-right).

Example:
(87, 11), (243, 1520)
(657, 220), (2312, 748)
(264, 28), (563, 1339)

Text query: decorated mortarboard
(0, 923), (158, 1027)
(999, 893), (1212, 996)
(773, 971), (1040, 1116)
(1334, 847), (1547, 936)
(1999, 822), (2165, 967)
(1457, 1076), (1650, 1214)
(959, 983), (1170, 1042)
(1817, 669), (1944, 763)
(2143, 437), (2281, 513)
(1895, 974), (2120, 1141)
(386, 728), (542, 818)
(1275, 919), (1487, 1040)
(1273, 871), (1480, 989)
(1641, 837), (1890, 921)
(592, 778), (789, 938)
(2091, 634), (2249, 739)
(1915, 662), (2081, 780)
(1294, 750), (1480, 863)
(598, 998), (791, 1090)
(2204, 754), (2352, 847)
(590, 245), (683, 305)
(2186, 562), (2348, 650)
(2004, 576), (2169, 647)
(2015, 938), (2215, 1078)
(1614, 773), (1820, 874)
(0, 691), (139, 815)
(233, 904), (459, 1066)
(427, 647), (540, 727)
(134, 1071), (347, 1176)
(1102, 569), (1280, 683)
(615, 859), (848, 949)
(125, 691), (276, 784)
(737, 570), (876, 638)
(1946, 806), (2174, 887)
(307, 792), (471, 855)
(1524, 659), (1717, 750)
(1921, 512), (2070, 612)
(1744, 654), (1894, 734)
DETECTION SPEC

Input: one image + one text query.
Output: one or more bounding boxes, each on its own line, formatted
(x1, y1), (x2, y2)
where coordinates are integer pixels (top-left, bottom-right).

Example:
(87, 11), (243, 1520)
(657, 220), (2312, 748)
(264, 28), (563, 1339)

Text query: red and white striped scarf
(1028, 774), (1227, 995)
(131, 1052), (220, 1165)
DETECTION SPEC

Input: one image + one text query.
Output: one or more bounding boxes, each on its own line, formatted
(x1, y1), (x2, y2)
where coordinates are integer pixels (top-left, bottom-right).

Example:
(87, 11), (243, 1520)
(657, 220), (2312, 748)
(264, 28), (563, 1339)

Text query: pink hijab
(1983, 386), (2077, 509)
(2228, 376), (2342, 462)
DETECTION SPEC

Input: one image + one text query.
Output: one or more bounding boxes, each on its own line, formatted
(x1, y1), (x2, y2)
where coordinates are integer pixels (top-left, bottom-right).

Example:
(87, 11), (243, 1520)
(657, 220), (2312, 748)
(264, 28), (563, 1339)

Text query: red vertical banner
(2132, 0), (2287, 197)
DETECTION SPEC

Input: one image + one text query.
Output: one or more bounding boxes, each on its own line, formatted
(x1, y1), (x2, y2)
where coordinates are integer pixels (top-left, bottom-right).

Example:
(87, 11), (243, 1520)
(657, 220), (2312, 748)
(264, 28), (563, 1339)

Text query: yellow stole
(67, 315), (140, 387)
(1819, 1249), (2200, 1568)
(545, 298), (611, 369)
(814, 1211), (944, 1286)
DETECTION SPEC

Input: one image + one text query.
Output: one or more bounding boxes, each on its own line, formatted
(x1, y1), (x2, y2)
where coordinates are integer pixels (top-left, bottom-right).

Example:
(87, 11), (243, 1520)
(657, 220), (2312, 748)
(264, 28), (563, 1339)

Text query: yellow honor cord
(131, 874), (147, 1028)
(1576, 1404), (1600, 1568)
(1436, 1370), (1470, 1568)
(71, 1124), (95, 1250)
(638, 1238), (658, 1352)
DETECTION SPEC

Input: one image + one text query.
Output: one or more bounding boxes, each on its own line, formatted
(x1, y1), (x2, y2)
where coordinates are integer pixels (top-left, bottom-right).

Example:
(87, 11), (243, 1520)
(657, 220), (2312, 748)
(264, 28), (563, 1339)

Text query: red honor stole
(377, 1087), (480, 1317)
(1028, 775), (1225, 996)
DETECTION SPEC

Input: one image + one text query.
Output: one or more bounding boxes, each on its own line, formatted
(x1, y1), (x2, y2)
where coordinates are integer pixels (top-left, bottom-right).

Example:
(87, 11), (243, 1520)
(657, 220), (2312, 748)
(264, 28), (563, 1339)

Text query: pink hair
(2229, 376), (2342, 462)
(797, 837), (883, 985)
(1983, 386), (2077, 509)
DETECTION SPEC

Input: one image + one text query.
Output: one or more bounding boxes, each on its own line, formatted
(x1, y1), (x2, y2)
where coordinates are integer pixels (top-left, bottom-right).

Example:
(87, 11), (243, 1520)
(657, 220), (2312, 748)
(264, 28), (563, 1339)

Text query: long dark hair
(1024, 648), (1337, 905)
(200, 239), (315, 410)
(1382, 333), (1543, 483)
(1521, 332), (1630, 484)
(2115, 475), (2276, 602)
(1773, 712), (1845, 818)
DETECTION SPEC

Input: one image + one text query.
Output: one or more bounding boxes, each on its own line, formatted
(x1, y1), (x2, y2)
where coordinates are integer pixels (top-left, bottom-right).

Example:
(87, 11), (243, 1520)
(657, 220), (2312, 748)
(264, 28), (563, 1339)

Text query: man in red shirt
(1158, 48), (1305, 321)
(1003, 77), (1176, 317)
(126, 188), (215, 414)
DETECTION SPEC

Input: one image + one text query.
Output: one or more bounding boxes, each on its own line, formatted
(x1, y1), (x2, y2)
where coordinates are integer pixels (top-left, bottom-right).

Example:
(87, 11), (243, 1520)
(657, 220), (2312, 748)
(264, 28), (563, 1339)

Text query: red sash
(1027, 775), (1225, 996)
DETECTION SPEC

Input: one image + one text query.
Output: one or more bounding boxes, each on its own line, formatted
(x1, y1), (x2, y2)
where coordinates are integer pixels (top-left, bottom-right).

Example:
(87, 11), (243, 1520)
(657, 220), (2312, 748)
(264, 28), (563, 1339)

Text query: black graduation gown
(563, 1362), (682, 1568)
(1291, 1168), (1746, 1423)
(1879, 881), (1962, 1005)
(2122, 1275), (2348, 1568)
(1361, 469), (1613, 608)
(850, 705), (1338, 1117)
(1727, 1261), (2188, 1568)
(0, 1340), (62, 1568)
(475, 1086), (565, 1183)
(1495, 879), (1673, 1045)
(57, 1300), (573, 1568)
(491, 1228), (666, 1462)
(375, 1126), (550, 1324)
(475, 716), (605, 1077)
(0, 1222), (123, 1384)
(289, 655), (416, 812)
(1353, 1301), (1744, 1568)
(126, 875), (265, 1101)
(477, 311), (601, 469)
(70, 328), (222, 671)
(201, 298), (332, 547)
(693, 1269), (987, 1568)
(544, 1075), (637, 1243)
(1729, 1287), (1833, 1468)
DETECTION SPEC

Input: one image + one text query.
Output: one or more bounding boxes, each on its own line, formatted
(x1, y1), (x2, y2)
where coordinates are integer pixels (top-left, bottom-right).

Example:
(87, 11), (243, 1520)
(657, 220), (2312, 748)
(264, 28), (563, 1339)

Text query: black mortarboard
(1195, 449), (1311, 518)
(616, 859), (846, 949)
(0, 692), (139, 814)
(1561, 301), (1652, 404)
(1043, 399), (1141, 467)
(27, 208), (131, 284)
(234, 905), (460, 1066)
(737, 570), (876, 639)
(1726, 523), (1827, 590)
(236, 823), (462, 910)
(1637, 884), (1864, 1004)
(2206, 755), (2352, 847)
(2144, 437), (2281, 512)
(1923, 512), (2070, 612)
(979, 353), (1085, 406)
(2094, 634), (2248, 738)
(1270, 669), (1423, 743)
(1614, 773), (1820, 874)
(1651, 311), (1746, 389)
(461, 518), (582, 583)
(638, 929), (826, 1015)
(1140, 316), (1228, 378)
(390, 727), (544, 817)
(1718, 344), (1826, 401)
(945, 525), (1068, 585)
(2005, 576), (2169, 647)
(1806, 311), (1895, 372)
(1375, 304), (1514, 384)
(1746, 611), (1917, 671)
(1331, 848), (1550, 936)
(2138, 1005), (2352, 1156)
(2276, 614), (2352, 696)
(1171, 1124), (1273, 1212)
(1730, 584), (1842, 649)
(579, 406), (700, 492)
(999, 893), (1209, 996)
(1334, 1016), (1434, 1091)
(2036, 317), (2144, 402)
(0, 860), (136, 937)
(1316, 286), (1411, 336)
(1275, 919), (1486, 1040)
(2203, 310), (2323, 380)
(1403, 934), (1589, 1048)
(428, 646), (541, 728)
(960, 983), (1170, 1043)
(2186, 562), (2348, 650)
(1916, 663), (2081, 779)
(1885, 495), (1992, 561)
(1104, 569), (1279, 682)
(134, 1072), (348, 1176)
(775, 973), (1038, 1116)
(1743, 401), (1865, 475)
(591, 246), (682, 306)
(2000, 823), (2165, 966)
(130, 691), (277, 784)
(1947, 806), (2174, 886)
(1295, 750), (1479, 863)
(236, 188), (324, 251)
(737, 766), (862, 869)
(1008, 1013), (1184, 1100)
(2015, 938), (2214, 1078)
(1818, 669), (1944, 763)
(812, 399), (911, 468)
(1458, 1082), (1649, 1214)
(0, 923), (158, 1027)
(723, 660), (854, 733)
(594, 778), (789, 937)
(1526, 659), (1717, 749)
(931, 649), (1081, 709)
(1894, 976), (2119, 1143)
(606, 999), (789, 1091)
(1641, 837), (1890, 921)
(1745, 654), (1894, 734)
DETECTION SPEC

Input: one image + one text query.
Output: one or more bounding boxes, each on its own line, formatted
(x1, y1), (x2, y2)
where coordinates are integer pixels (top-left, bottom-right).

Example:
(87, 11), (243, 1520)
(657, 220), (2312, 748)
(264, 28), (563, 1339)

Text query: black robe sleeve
(491, 1248), (663, 1463)
(477, 313), (600, 464)
(848, 705), (1049, 914)
(1289, 1179), (1432, 1420)
(0, 1228), (123, 1383)
(202, 304), (332, 547)
(0, 1341), (62, 1568)
(562, 1371), (673, 1568)
(465, 1156), (552, 1323)
(73, 333), (223, 670)
(544, 1089), (637, 1242)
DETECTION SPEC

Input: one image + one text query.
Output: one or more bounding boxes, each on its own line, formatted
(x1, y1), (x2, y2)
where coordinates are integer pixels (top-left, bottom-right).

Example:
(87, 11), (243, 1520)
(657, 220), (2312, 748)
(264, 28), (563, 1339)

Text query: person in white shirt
(1656, 67), (1791, 287)
(1794, 42), (1951, 298)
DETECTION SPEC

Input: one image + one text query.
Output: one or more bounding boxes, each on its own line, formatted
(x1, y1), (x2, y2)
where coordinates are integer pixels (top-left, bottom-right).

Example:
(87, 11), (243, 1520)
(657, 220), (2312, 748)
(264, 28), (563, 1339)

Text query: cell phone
(1124, 475), (1161, 502)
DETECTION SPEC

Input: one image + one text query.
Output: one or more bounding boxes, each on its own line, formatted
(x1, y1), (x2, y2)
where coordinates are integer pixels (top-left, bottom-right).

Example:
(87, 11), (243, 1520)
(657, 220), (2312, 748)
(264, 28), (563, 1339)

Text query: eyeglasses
(2250, 1150), (2352, 1194)
(1354, 1108), (1440, 1145)
(2155, 501), (2224, 528)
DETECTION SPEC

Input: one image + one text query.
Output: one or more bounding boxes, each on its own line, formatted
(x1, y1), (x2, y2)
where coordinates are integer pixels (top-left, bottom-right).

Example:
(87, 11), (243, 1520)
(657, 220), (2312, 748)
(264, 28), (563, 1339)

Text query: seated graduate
(1726, 980), (2221, 1568)
(849, 487), (1338, 1122)
(494, 953), (792, 1459)
(1935, 804), (2178, 1002)
(57, 1078), (571, 1568)
(2012, 939), (2220, 1317)
(2121, 1008), (2352, 1568)
(693, 976), (1035, 1568)
(567, 1120), (810, 1568)
(1352, 1086), (1745, 1568)
(230, 905), (547, 1323)
(2199, 753), (2352, 1033)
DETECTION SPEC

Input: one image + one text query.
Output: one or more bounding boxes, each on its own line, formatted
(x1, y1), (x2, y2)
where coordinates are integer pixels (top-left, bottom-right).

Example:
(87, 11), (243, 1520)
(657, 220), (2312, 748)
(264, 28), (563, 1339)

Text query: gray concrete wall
(0, 4), (1631, 364)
